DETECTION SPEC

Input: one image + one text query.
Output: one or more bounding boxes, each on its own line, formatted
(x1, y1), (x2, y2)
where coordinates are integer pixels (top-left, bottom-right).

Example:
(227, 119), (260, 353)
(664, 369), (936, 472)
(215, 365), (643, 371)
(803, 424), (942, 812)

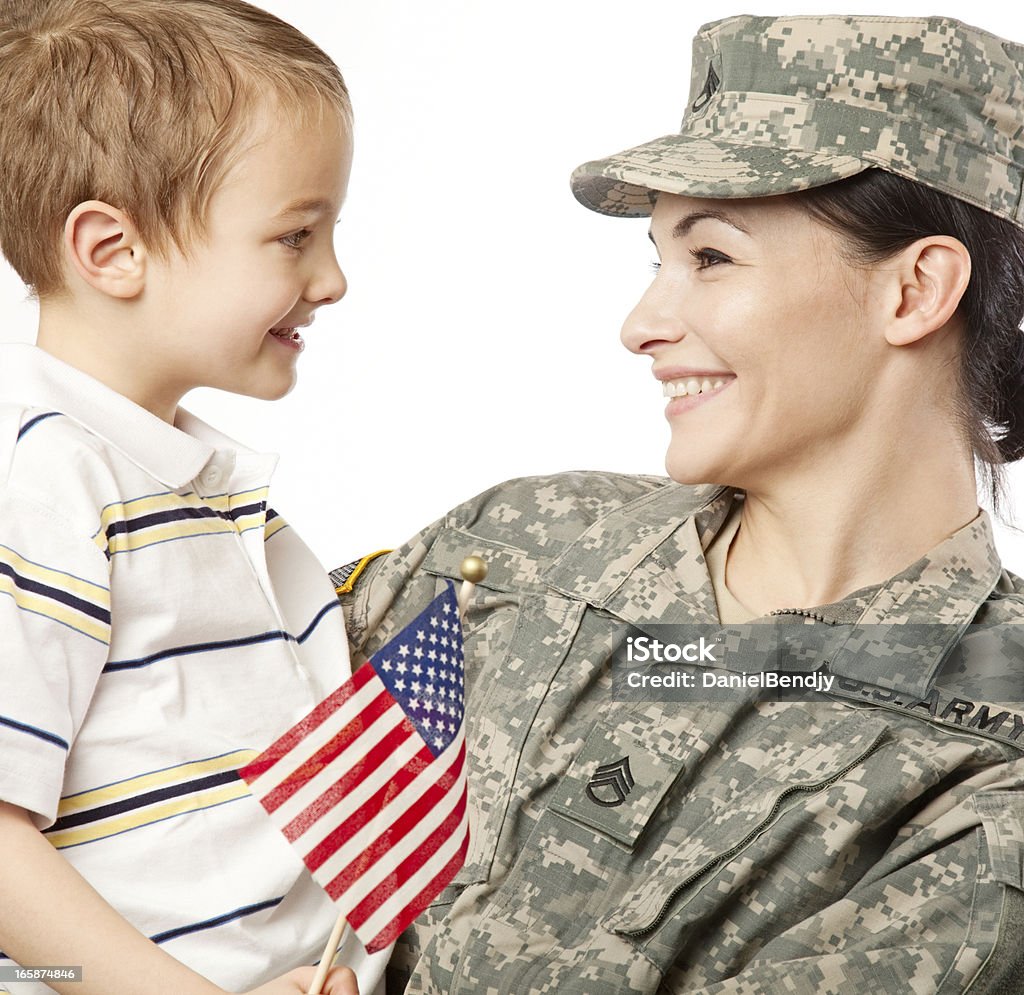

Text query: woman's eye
(690, 247), (731, 270)
(280, 228), (312, 250)
(649, 260), (661, 273)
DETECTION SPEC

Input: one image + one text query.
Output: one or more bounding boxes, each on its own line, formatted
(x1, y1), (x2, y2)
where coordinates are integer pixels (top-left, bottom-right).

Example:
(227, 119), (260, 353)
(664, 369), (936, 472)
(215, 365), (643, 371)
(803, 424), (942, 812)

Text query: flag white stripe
(359, 802), (470, 943)
(320, 731), (466, 909)
(246, 676), (385, 797)
(272, 699), (410, 832)
(308, 729), (456, 890)
(288, 719), (426, 855)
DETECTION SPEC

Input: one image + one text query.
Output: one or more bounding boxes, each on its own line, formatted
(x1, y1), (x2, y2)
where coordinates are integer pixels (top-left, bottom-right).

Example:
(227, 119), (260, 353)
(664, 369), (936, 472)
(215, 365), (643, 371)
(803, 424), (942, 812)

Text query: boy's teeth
(662, 378), (726, 398)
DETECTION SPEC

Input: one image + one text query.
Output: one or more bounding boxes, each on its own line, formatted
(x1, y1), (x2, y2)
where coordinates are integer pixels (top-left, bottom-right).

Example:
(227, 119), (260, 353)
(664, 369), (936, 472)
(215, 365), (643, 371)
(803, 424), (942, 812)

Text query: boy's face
(139, 106), (352, 412)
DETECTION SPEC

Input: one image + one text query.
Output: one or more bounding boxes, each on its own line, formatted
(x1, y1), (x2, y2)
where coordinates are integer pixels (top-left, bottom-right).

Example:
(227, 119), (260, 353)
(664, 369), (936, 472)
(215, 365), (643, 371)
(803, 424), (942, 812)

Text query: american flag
(239, 582), (469, 953)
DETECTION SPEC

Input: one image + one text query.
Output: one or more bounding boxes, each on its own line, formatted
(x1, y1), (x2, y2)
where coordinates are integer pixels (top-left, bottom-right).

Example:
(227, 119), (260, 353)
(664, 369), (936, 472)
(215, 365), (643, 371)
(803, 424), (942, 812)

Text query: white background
(3, 0), (1022, 573)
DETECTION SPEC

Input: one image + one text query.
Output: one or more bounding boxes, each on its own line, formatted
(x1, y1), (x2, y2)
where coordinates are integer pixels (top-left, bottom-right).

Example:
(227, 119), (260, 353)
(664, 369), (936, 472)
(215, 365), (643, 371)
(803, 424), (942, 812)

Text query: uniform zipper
(768, 607), (833, 623)
(618, 732), (888, 940)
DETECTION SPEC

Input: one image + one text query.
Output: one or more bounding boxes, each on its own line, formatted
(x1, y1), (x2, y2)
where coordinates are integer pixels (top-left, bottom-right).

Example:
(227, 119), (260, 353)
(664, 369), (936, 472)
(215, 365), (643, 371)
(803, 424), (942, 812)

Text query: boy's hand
(245, 965), (359, 995)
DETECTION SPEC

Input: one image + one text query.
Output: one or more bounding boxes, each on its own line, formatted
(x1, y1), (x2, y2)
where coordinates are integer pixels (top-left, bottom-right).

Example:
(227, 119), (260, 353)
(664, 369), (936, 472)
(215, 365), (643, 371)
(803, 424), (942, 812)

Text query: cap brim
(571, 133), (869, 217)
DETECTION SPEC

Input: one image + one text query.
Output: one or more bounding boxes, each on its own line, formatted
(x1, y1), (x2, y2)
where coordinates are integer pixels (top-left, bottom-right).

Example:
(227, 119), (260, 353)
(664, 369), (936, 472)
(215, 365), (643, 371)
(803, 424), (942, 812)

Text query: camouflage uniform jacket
(337, 472), (1024, 995)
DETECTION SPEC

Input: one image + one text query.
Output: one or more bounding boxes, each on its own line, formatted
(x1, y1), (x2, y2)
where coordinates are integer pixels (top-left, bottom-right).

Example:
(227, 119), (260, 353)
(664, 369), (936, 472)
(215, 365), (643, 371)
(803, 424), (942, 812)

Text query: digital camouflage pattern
(570, 15), (1024, 229)
(336, 473), (1024, 994)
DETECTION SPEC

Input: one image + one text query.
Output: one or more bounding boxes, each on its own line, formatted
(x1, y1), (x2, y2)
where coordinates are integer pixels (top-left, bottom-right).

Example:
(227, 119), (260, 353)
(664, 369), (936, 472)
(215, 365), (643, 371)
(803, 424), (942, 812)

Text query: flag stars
(416, 629), (426, 642)
(398, 644), (410, 657)
(397, 661), (408, 675)
(412, 663), (423, 676)
(414, 646), (424, 660)
(380, 659), (392, 671)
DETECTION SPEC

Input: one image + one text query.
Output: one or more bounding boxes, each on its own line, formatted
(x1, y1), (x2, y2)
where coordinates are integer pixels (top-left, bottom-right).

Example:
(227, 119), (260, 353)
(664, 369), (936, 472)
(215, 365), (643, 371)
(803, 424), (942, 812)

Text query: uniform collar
(543, 480), (1003, 698)
(0, 343), (254, 489)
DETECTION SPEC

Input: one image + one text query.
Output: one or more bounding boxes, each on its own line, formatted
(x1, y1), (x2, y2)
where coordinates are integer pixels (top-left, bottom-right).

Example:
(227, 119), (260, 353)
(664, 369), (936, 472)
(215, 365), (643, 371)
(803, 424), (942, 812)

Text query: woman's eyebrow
(671, 210), (750, 237)
(647, 209), (751, 246)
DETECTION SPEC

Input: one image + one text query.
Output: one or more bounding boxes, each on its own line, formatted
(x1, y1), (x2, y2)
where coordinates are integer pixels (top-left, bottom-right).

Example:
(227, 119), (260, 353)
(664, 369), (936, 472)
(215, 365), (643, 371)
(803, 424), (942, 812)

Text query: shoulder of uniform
(330, 549), (392, 595)
(443, 470), (714, 554)
(333, 472), (720, 605)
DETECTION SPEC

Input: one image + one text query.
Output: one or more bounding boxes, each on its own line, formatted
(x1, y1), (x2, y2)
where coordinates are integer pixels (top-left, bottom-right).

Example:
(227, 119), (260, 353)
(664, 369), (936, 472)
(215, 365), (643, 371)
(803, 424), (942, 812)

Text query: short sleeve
(0, 488), (111, 826)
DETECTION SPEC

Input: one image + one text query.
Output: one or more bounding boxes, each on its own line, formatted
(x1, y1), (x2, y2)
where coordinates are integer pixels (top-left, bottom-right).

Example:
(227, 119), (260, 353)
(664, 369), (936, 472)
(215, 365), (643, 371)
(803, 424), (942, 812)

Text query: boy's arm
(0, 802), (359, 995)
(0, 801), (222, 995)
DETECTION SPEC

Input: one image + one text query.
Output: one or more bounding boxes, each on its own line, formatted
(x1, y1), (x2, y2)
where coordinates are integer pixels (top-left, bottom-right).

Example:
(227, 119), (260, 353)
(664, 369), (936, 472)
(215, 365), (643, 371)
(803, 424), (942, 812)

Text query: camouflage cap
(570, 14), (1024, 227)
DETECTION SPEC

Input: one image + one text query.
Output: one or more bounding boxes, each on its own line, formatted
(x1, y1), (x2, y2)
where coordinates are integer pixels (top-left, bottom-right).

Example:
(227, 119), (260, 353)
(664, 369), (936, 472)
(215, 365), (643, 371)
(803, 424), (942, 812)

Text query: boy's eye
(279, 228), (312, 250)
(690, 247), (732, 270)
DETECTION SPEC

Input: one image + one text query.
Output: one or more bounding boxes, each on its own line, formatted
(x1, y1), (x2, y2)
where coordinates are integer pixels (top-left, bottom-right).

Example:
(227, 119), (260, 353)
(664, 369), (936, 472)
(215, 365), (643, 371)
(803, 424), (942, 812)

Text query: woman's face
(623, 191), (892, 490)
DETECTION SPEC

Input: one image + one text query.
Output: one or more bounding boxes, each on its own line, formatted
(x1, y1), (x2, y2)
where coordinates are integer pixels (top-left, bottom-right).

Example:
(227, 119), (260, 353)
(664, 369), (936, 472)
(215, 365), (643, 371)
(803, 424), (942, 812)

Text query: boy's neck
(37, 295), (184, 424)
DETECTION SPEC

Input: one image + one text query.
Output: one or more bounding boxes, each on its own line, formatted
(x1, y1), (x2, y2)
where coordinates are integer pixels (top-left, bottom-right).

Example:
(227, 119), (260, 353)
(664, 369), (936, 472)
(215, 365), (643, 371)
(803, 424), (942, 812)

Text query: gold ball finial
(460, 555), (488, 584)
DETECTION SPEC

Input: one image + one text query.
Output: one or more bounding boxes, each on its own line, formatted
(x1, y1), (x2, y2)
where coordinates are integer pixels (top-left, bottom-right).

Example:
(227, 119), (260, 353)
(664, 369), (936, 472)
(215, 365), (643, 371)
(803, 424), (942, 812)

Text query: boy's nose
(308, 255), (348, 306)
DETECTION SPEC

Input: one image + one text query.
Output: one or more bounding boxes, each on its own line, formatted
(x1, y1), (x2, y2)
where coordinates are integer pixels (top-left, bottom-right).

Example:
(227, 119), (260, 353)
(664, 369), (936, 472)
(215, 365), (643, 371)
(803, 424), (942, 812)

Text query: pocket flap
(549, 725), (685, 848)
(973, 791), (1024, 889)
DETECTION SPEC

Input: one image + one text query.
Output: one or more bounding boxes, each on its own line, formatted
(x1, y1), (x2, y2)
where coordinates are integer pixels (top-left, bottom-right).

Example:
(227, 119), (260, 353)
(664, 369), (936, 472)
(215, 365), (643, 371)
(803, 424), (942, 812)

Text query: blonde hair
(0, 0), (351, 298)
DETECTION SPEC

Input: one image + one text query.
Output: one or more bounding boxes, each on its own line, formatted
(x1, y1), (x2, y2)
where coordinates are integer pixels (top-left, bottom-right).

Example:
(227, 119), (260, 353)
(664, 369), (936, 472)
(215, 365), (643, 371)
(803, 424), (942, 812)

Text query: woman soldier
(340, 14), (1024, 994)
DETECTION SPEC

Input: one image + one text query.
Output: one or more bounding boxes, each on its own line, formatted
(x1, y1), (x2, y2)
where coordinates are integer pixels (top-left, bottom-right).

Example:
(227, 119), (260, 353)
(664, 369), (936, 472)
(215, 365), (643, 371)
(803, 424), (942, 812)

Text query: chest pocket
(544, 710), (892, 949)
(549, 726), (686, 848)
(973, 791), (1024, 890)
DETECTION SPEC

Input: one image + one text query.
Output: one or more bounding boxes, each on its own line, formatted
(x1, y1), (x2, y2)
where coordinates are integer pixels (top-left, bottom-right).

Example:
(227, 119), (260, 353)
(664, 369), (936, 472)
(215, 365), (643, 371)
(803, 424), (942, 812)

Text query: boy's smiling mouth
(269, 321), (310, 352)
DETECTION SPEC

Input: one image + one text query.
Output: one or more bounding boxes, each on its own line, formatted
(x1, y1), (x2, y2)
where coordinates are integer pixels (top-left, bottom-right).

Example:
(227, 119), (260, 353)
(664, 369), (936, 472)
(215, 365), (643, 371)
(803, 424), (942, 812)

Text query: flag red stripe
(292, 728), (432, 863)
(323, 738), (467, 903)
(259, 685), (396, 815)
(363, 821), (470, 953)
(239, 663), (377, 783)
(303, 740), (434, 873)
(347, 778), (468, 933)
(284, 715), (418, 844)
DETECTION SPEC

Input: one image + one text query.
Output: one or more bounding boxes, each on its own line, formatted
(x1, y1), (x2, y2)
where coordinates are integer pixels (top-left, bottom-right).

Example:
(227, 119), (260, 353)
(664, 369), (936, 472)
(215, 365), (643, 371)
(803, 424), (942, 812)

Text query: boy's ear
(64, 200), (146, 299)
(885, 235), (971, 347)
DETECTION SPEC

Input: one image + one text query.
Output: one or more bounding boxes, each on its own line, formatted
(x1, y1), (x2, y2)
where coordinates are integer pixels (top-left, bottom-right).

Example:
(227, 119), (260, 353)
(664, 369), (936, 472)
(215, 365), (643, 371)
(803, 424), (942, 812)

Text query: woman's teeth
(270, 327), (300, 340)
(662, 377), (726, 398)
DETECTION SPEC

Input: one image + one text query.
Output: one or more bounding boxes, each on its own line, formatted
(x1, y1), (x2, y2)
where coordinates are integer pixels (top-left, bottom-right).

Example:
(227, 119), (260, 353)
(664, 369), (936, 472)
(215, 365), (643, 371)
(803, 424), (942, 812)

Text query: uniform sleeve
(0, 488), (112, 827)
(339, 516), (446, 663)
(667, 779), (1024, 995)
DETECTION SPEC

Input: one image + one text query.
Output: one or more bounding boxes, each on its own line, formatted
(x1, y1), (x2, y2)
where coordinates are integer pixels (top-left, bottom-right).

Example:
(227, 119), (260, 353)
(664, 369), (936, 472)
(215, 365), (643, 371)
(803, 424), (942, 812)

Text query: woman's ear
(886, 235), (971, 346)
(63, 200), (146, 299)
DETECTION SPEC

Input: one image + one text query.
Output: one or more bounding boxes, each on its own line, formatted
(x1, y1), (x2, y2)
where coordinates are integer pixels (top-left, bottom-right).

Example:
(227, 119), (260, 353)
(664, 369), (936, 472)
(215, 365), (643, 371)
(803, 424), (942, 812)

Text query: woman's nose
(620, 281), (686, 355)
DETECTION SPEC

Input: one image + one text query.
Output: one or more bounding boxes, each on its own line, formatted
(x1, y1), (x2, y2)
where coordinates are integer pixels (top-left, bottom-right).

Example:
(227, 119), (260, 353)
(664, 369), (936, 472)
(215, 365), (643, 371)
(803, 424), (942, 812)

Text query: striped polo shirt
(0, 344), (386, 993)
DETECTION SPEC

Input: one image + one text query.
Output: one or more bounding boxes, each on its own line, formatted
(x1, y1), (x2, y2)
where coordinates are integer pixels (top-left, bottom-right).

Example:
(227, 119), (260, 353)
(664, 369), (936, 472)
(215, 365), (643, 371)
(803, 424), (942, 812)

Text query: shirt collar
(543, 480), (1003, 698)
(0, 343), (253, 489)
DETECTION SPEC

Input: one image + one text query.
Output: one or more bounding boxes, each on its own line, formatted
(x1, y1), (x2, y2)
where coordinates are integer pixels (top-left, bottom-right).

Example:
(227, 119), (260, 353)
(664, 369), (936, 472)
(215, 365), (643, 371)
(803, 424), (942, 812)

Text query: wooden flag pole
(306, 555), (487, 993)
(308, 912), (348, 994)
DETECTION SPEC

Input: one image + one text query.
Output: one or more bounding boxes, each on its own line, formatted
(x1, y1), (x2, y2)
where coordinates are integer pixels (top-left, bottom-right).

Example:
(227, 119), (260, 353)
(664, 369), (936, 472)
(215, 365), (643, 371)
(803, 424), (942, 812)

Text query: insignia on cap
(691, 62), (720, 113)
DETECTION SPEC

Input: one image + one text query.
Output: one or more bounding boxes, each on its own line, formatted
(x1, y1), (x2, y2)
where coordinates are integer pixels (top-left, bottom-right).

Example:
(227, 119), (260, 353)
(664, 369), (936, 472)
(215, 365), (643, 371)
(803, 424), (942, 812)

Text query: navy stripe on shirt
(150, 897), (285, 945)
(16, 411), (63, 441)
(0, 713), (69, 750)
(103, 599), (341, 673)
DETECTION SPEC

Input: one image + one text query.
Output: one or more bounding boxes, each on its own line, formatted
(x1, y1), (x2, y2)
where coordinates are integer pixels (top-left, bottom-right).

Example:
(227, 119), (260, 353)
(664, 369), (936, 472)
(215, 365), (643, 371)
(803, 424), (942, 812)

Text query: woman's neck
(722, 430), (980, 616)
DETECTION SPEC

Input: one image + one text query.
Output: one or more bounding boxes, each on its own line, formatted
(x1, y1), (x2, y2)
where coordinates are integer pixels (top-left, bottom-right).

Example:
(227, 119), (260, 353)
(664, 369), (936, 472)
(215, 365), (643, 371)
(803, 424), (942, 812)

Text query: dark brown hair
(798, 169), (1024, 503)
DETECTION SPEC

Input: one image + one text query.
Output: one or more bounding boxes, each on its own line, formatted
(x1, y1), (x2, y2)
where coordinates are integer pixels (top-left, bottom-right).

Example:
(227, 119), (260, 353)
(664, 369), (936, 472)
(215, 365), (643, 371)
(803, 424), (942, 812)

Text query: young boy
(0, 2), (373, 992)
